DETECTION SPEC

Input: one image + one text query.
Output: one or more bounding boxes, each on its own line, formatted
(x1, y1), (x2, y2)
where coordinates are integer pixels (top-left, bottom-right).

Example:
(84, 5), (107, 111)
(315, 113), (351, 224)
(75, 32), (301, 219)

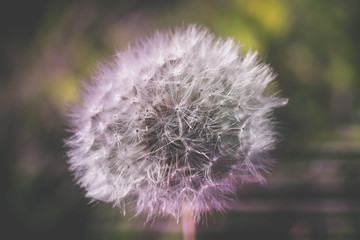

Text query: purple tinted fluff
(65, 25), (287, 223)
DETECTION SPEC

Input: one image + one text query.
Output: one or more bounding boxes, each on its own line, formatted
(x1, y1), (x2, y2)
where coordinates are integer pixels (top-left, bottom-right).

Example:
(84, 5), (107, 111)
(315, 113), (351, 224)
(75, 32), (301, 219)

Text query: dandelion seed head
(65, 25), (287, 222)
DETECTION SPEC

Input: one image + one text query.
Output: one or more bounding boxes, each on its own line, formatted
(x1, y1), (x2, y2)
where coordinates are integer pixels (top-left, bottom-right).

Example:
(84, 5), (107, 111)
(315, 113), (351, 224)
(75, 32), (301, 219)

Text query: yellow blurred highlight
(236, 0), (290, 35)
(213, 19), (262, 52)
(47, 74), (79, 112)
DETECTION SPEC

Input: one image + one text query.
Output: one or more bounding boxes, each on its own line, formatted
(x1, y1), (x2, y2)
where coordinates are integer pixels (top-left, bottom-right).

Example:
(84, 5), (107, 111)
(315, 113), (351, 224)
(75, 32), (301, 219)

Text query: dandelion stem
(182, 205), (196, 240)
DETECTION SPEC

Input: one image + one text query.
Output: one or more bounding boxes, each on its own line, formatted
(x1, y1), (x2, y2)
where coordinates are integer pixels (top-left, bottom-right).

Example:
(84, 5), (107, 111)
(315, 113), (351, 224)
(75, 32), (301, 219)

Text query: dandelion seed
(65, 25), (287, 224)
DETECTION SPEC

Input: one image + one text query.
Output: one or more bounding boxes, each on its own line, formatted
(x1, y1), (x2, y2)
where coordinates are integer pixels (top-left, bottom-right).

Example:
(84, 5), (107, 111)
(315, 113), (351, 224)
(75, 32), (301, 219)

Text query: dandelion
(65, 25), (287, 229)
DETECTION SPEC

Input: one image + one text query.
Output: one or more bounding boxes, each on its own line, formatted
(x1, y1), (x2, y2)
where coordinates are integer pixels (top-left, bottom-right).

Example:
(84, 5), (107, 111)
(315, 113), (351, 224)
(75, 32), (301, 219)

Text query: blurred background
(1, 0), (360, 239)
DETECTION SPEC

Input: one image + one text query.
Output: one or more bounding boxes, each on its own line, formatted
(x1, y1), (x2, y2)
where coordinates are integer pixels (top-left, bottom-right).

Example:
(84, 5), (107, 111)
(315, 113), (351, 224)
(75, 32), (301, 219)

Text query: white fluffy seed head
(65, 25), (287, 223)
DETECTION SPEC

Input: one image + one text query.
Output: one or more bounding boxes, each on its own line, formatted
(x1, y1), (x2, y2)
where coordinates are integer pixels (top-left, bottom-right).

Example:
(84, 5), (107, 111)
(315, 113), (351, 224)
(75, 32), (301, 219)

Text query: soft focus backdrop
(1, 0), (360, 239)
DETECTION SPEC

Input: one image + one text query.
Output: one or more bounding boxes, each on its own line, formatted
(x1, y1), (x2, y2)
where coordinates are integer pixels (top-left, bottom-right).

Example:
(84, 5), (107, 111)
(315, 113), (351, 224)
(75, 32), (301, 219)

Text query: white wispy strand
(65, 25), (287, 223)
